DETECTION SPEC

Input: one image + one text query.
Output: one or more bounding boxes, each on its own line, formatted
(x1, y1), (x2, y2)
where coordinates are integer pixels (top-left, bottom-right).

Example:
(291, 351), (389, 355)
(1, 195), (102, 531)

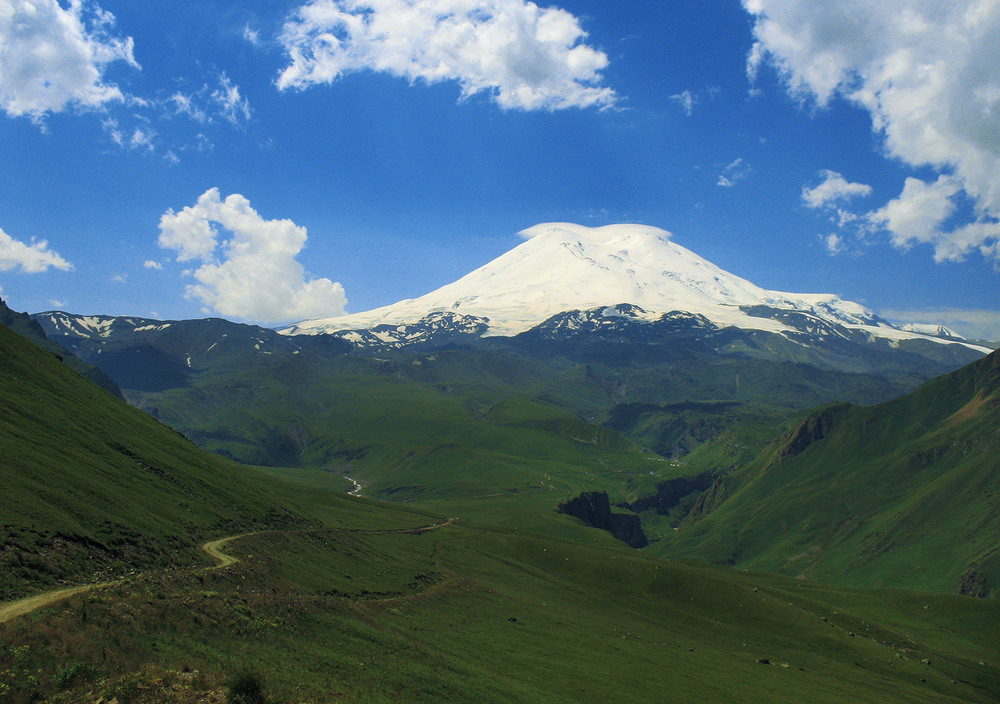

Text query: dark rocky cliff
(558, 491), (648, 548)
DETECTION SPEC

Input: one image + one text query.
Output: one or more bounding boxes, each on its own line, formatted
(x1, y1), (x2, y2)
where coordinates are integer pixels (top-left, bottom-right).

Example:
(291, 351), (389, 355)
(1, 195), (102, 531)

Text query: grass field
(2, 511), (998, 703)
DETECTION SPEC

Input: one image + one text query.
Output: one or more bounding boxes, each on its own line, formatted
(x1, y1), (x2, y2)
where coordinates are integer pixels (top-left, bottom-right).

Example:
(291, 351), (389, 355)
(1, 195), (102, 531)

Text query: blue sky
(1, 0), (999, 338)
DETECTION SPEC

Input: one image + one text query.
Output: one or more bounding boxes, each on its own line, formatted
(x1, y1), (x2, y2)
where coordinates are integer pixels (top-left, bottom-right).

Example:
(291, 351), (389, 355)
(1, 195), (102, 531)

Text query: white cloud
(129, 126), (156, 151)
(717, 158), (752, 188)
(212, 73), (252, 127)
(158, 188), (347, 323)
(169, 92), (209, 123)
(143, 259), (163, 270)
(0, 225), (73, 273)
(802, 170), (872, 209)
(743, 0), (1000, 264)
(669, 89), (696, 116)
(820, 232), (846, 255)
(277, 0), (616, 111)
(866, 176), (959, 253)
(0, 0), (138, 120)
(242, 24), (262, 46)
(163, 75), (253, 141)
(111, 273), (127, 283)
(862, 175), (1000, 263)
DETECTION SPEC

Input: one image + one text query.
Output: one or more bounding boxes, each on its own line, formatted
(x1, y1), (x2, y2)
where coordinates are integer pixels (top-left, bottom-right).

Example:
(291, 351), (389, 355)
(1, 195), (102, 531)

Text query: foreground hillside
(0, 321), (423, 599)
(4, 520), (999, 704)
(4, 302), (1000, 702)
(656, 349), (1000, 596)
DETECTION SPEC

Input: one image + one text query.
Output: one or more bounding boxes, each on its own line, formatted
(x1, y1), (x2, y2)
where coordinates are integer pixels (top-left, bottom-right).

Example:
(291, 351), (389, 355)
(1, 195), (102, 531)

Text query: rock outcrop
(558, 491), (648, 548)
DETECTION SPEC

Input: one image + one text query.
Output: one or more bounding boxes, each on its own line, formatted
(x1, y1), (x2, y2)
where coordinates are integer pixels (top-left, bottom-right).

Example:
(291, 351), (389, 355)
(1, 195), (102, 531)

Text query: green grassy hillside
(0, 322), (427, 599)
(655, 350), (1000, 596)
(0, 298), (122, 398)
(2, 520), (997, 703)
(3, 307), (1000, 703)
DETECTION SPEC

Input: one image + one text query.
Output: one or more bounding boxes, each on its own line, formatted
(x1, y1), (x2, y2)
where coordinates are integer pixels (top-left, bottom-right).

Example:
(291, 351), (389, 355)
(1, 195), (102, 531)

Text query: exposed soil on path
(0, 519), (458, 624)
(0, 533), (250, 624)
(0, 583), (113, 624)
(200, 532), (254, 568)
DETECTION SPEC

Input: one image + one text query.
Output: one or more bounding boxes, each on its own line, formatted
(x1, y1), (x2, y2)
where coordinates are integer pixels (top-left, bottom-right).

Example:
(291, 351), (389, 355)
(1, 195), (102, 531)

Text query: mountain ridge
(280, 222), (990, 355)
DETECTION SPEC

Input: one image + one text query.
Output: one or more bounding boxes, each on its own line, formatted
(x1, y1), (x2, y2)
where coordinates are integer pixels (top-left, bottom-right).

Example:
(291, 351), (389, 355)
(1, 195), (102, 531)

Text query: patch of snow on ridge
(900, 323), (964, 340)
(279, 223), (988, 353)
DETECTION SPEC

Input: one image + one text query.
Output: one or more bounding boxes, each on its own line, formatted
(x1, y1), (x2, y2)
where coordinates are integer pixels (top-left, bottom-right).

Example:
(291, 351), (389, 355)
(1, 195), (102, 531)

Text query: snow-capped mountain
(281, 223), (985, 353)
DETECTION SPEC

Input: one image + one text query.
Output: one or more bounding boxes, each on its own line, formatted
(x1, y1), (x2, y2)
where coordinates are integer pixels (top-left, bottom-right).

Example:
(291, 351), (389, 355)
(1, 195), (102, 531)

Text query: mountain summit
(281, 223), (983, 352)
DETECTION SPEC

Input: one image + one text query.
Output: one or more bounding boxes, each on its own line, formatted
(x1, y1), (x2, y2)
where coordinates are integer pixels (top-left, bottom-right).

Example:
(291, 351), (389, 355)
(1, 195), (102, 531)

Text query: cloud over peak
(277, 0), (616, 111)
(158, 189), (347, 324)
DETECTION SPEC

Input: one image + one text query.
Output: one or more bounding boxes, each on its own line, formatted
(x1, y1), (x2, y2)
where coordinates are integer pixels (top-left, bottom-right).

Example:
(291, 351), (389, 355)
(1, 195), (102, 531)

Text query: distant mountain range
(6, 238), (1000, 598)
(26, 223), (990, 475)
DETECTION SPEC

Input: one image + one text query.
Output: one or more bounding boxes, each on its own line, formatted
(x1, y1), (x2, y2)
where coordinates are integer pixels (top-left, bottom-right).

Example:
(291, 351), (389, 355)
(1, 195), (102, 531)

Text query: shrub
(52, 661), (101, 689)
(227, 668), (267, 704)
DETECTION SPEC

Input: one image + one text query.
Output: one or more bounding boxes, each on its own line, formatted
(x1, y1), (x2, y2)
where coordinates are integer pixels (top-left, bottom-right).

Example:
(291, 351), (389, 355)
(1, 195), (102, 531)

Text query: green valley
(653, 347), (1000, 596)
(2, 300), (999, 703)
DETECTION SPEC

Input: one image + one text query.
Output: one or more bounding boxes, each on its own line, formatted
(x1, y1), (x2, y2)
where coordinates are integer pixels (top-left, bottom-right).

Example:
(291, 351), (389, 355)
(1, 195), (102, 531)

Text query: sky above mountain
(1, 0), (998, 339)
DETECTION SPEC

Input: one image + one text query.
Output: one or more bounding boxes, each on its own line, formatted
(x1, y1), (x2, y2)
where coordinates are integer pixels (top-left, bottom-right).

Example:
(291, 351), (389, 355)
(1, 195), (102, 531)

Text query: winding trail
(0, 533), (251, 625)
(200, 532), (254, 568)
(0, 519), (457, 625)
(0, 584), (112, 625)
(344, 474), (364, 497)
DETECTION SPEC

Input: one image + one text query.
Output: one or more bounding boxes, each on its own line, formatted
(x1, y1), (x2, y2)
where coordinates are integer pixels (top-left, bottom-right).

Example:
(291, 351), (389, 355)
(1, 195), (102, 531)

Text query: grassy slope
(2, 523), (997, 703)
(141, 351), (672, 527)
(655, 350), (1000, 596)
(0, 323), (427, 599)
(3, 318), (1000, 703)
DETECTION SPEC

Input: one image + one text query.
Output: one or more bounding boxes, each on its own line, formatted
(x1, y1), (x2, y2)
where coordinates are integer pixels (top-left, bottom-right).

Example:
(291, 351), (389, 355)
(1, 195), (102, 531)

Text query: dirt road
(0, 520), (456, 624)
(0, 583), (113, 625)
(0, 533), (247, 625)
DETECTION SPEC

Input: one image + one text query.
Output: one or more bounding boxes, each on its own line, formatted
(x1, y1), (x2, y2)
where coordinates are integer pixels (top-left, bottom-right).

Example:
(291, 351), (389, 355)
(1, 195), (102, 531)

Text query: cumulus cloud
(0, 226), (73, 273)
(158, 188), (347, 323)
(0, 0), (139, 120)
(717, 158), (752, 188)
(802, 170), (872, 209)
(277, 0), (616, 111)
(143, 259), (163, 270)
(743, 0), (1000, 264)
(867, 176), (959, 253)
